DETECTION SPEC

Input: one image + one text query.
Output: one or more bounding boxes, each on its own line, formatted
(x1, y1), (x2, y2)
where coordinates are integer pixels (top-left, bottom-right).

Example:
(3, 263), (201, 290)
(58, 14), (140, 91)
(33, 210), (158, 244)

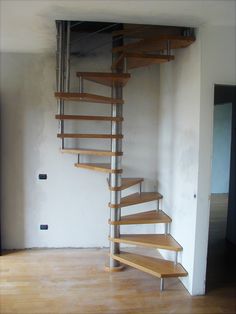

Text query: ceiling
(0, 0), (235, 53)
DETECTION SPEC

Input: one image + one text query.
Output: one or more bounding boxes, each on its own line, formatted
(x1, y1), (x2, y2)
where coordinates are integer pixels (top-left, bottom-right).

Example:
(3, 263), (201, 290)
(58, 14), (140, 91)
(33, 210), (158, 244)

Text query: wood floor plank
(0, 248), (235, 314)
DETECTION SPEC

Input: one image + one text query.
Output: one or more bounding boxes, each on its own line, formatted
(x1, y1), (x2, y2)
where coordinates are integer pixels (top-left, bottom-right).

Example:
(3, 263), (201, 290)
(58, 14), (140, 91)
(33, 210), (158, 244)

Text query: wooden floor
(0, 195), (235, 314)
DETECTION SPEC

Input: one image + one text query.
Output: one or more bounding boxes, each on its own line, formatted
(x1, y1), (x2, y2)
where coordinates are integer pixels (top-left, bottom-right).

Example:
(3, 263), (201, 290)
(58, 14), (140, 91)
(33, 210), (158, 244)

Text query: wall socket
(39, 174), (47, 180)
(40, 224), (48, 230)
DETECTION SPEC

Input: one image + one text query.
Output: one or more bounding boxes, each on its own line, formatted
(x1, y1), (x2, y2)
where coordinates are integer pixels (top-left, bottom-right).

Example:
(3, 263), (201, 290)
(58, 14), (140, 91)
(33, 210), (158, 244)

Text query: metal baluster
(109, 29), (124, 269)
(160, 278), (164, 291)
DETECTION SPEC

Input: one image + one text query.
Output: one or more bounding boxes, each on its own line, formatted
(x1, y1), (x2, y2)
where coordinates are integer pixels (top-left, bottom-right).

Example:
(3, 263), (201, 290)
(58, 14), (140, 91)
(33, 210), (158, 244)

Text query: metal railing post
(109, 29), (124, 269)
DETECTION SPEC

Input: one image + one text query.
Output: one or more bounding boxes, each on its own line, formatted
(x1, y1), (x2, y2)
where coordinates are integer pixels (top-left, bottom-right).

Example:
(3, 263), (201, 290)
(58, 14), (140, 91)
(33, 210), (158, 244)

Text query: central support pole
(56, 20), (71, 150)
(109, 27), (124, 269)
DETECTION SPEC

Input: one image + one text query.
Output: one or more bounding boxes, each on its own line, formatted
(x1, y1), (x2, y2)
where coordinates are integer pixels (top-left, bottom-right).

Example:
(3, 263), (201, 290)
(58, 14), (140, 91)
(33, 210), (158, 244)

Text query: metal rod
(71, 23), (119, 45)
(65, 21), (71, 93)
(167, 40), (171, 60)
(160, 278), (164, 291)
(77, 154), (80, 164)
(79, 76), (84, 93)
(70, 21), (85, 29)
(164, 223), (168, 235)
(157, 200), (160, 211)
(56, 21), (65, 149)
(109, 26), (123, 269)
(139, 182), (142, 195)
(175, 252), (178, 265)
(72, 25), (158, 57)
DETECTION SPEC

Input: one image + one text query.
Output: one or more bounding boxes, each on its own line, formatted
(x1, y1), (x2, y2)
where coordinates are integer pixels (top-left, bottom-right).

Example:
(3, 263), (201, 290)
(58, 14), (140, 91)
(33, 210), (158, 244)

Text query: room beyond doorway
(206, 84), (236, 292)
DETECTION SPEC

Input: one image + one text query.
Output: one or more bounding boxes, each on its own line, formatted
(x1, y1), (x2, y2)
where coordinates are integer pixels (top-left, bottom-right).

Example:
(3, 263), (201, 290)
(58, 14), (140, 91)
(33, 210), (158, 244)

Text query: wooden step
(57, 133), (123, 139)
(109, 234), (182, 251)
(112, 53), (174, 70)
(109, 192), (162, 208)
(61, 148), (122, 156)
(76, 72), (131, 87)
(75, 163), (122, 174)
(112, 35), (195, 54)
(55, 92), (124, 104)
(111, 252), (188, 278)
(109, 210), (172, 225)
(55, 115), (123, 122)
(112, 25), (188, 39)
(108, 178), (144, 191)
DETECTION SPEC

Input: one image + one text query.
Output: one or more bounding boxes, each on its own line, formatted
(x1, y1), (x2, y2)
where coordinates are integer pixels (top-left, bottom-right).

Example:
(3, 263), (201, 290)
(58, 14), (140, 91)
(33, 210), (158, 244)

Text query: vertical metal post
(56, 21), (71, 150)
(160, 278), (164, 291)
(109, 29), (124, 269)
(139, 182), (142, 195)
(65, 21), (71, 93)
(164, 223), (168, 235)
(79, 76), (84, 93)
(57, 21), (65, 149)
(174, 252), (178, 265)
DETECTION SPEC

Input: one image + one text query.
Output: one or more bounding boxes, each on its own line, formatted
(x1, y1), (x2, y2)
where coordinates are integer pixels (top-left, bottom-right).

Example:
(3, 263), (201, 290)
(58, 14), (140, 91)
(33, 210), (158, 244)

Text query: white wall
(0, 46), (160, 249)
(156, 34), (201, 294)
(211, 103), (232, 193)
(193, 25), (236, 295)
(156, 25), (236, 296)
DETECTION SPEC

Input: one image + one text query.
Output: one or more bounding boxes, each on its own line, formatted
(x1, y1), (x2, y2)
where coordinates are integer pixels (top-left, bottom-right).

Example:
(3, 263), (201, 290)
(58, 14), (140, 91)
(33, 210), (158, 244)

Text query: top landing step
(76, 72), (131, 87)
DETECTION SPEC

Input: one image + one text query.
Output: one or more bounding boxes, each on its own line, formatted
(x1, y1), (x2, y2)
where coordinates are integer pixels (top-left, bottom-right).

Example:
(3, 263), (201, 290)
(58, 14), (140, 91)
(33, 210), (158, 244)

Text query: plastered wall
(0, 48), (160, 249)
(156, 36), (201, 294)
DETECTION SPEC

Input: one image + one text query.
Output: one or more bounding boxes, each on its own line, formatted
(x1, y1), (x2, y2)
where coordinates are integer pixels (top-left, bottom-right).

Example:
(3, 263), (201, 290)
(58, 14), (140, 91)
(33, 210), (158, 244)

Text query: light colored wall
(0, 50), (160, 249)
(193, 25), (236, 295)
(211, 103), (232, 193)
(156, 34), (201, 294)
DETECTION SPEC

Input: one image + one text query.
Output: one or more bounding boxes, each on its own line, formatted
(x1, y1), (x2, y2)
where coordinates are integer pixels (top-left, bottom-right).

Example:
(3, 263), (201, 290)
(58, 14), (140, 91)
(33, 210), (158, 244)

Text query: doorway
(206, 85), (236, 291)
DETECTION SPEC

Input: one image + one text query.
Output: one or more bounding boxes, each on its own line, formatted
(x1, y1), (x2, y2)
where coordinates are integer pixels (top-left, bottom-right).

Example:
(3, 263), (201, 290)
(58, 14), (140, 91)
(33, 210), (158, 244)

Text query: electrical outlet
(40, 224), (48, 230)
(39, 174), (47, 180)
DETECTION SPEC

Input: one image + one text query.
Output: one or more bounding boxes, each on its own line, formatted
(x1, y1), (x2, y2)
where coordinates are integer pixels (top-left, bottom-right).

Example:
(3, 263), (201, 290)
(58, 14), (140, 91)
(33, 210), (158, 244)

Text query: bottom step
(111, 252), (188, 278)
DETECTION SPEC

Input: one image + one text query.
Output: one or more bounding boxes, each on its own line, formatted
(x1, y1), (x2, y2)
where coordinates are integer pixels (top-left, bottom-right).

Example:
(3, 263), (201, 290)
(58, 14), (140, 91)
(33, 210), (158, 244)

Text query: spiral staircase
(55, 21), (195, 291)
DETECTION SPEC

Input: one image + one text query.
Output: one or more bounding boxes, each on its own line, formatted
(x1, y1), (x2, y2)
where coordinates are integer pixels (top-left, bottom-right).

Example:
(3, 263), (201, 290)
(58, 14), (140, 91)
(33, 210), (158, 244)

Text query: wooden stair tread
(109, 210), (172, 225)
(61, 148), (122, 156)
(75, 163), (122, 174)
(55, 115), (123, 122)
(76, 72), (131, 87)
(109, 234), (182, 251)
(109, 192), (163, 208)
(109, 177), (144, 191)
(112, 53), (175, 70)
(57, 133), (123, 139)
(112, 35), (195, 54)
(55, 92), (124, 104)
(112, 25), (188, 39)
(111, 252), (188, 278)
